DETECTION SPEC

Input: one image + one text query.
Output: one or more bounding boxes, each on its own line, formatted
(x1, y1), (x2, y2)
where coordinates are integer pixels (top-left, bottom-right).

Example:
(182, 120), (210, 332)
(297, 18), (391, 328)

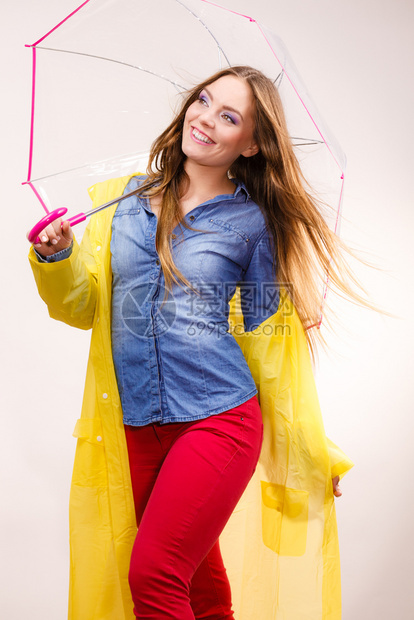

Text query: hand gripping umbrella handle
(27, 186), (139, 244)
(27, 208), (87, 244)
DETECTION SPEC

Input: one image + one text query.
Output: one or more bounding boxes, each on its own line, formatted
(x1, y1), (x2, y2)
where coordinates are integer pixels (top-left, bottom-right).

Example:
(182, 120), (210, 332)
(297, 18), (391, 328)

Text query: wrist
(34, 240), (74, 263)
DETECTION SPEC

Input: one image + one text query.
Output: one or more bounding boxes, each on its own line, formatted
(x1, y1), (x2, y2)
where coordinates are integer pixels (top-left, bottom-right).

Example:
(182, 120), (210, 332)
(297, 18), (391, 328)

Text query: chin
(181, 142), (208, 164)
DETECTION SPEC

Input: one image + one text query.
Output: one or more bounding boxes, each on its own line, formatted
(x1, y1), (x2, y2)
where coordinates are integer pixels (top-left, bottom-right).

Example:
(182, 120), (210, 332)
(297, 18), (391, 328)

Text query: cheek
(223, 132), (249, 153)
(184, 102), (198, 123)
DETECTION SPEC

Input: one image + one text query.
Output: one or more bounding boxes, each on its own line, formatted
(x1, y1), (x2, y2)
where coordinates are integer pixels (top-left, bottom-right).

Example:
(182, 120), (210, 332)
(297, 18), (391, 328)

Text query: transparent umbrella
(25, 0), (346, 306)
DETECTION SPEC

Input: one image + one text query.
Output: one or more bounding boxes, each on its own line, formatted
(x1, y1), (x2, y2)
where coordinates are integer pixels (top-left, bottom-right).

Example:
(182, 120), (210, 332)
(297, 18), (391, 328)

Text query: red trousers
(125, 395), (263, 619)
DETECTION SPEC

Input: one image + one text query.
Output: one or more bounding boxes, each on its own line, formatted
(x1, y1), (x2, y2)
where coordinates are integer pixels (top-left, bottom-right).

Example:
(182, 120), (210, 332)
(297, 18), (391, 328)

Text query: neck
(181, 159), (235, 203)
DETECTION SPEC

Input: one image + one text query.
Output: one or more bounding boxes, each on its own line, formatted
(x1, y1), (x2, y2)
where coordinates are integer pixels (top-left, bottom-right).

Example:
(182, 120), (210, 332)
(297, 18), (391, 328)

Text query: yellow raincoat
(29, 174), (353, 620)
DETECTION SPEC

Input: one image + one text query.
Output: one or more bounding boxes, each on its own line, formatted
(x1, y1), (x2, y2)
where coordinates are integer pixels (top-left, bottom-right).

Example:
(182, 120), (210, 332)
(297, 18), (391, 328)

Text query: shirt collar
(230, 178), (250, 202)
(138, 177), (250, 214)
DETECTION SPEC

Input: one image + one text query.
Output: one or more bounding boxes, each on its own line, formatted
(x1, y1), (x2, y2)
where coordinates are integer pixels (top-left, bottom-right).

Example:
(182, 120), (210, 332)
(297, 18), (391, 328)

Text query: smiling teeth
(192, 128), (213, 144)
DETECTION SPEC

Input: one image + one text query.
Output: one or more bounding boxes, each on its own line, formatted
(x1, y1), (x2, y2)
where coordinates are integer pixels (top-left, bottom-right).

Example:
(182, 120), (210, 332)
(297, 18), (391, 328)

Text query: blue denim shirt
(36, 176), (280, 426)
(110, 176), (279, 426)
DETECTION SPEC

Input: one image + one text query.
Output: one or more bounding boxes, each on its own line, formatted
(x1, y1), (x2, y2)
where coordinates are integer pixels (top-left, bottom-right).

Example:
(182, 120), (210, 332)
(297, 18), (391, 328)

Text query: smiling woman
(29, 65), (354, 620)
(181, 76), (259, 171)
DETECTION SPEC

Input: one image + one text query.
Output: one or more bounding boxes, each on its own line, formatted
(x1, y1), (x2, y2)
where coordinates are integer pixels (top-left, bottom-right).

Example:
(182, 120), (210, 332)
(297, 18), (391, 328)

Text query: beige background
(1, 0), (413, 618)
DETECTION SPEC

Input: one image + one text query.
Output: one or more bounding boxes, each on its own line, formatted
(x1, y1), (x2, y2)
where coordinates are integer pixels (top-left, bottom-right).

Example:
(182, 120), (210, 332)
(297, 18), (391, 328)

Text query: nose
(198, 108), (215, 128)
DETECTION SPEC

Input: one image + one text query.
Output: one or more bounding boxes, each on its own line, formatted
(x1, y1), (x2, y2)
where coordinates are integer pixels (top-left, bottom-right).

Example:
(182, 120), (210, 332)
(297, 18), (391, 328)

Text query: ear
(241, 143), (260, 158)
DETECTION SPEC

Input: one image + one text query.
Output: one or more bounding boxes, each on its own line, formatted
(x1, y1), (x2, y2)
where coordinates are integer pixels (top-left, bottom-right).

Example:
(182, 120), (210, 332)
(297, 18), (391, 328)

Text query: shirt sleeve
(239, 227), (279, 332)
(33, 241), (74, 263)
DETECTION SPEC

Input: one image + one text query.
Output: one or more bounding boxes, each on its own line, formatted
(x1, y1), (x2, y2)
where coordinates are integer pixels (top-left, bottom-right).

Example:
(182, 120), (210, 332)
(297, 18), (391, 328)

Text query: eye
(197, 94), (208, 106)
(221, 113), (236, 124)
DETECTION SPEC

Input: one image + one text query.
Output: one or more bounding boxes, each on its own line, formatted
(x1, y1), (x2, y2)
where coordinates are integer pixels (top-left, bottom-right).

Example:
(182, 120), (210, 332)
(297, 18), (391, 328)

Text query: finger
(38, 228), (50, 244)
(50, 218), (63, 241)
(43, 223), (60, 246)
(32, 224), (55, 248)
(61, 220), (73, 242)
(332, 475), (342, 497)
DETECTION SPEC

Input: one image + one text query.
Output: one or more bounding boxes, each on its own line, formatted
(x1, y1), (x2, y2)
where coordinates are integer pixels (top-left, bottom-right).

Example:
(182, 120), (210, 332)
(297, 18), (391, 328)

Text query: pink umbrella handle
(66, 212), (87, 227)
(27, 207), (68, 244)
(27, 208), (87, 244)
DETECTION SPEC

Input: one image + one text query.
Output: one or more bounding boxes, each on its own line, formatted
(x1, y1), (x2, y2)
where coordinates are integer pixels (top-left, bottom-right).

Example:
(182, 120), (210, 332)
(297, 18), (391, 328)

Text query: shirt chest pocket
(208, 218), (251, 244)
(193, 218), (253, 285)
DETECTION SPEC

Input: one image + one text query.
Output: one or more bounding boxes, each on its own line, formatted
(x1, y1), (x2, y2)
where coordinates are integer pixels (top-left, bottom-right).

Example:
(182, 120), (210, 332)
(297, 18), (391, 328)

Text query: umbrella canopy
(24, 0), (345, 236)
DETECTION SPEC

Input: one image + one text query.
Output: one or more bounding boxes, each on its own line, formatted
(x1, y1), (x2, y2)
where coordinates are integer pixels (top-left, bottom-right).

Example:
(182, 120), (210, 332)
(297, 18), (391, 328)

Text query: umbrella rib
(291, 137), (324, 146)
(273, 70), (285, 88)
(35, 46), (188, 91)
(174, 0), (231, 68)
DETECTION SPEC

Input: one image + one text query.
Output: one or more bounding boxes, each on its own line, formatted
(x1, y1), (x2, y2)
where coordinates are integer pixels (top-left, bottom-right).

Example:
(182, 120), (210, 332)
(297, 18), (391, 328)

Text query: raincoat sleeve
(28, 223), (98, 330)
(326, 436), (354, 480)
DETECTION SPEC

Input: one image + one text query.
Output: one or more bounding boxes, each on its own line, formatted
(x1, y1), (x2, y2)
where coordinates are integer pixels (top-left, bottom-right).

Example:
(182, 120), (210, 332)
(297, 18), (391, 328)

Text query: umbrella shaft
(83, 187), (140, 218)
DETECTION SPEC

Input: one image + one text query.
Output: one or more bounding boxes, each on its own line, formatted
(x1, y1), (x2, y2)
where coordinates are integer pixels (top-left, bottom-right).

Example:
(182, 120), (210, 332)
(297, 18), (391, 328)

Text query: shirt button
(189, 215), (195, 221)
(171, 234), (176, 239)
(156, 259), (160, 265)
(97, 436), (102, 442)
(102, 393), (108, 399)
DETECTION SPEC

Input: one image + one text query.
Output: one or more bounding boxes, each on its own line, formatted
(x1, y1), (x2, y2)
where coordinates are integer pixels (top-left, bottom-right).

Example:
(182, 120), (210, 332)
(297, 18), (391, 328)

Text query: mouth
(191, 126), (214, 145)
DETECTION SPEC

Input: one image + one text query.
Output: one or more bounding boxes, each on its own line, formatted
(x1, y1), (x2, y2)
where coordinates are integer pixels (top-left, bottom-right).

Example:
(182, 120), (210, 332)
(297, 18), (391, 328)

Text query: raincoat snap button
(97, 436), (102, 442)
(96, 245), (101, 251)
(102, 393), (108, 399)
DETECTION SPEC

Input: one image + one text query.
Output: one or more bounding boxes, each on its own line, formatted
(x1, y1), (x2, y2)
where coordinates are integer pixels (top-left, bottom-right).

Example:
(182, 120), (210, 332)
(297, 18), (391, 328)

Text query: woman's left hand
(332, 475), (342, 497)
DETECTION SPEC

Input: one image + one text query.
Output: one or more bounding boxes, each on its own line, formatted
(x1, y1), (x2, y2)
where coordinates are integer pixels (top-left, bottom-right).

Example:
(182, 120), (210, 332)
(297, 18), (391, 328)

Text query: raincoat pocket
(73, 418), (104, 445)
(261, 481), (309, 556)
(71, 418), (107, 487)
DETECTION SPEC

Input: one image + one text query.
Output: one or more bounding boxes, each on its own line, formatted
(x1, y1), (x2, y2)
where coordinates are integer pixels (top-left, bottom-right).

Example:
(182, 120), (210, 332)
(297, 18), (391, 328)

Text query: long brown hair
(136, 65), (367, 350)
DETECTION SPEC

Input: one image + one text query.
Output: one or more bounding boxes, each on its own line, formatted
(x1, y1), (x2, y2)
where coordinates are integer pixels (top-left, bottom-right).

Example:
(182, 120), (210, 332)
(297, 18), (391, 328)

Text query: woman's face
(181, 75), (258, 171)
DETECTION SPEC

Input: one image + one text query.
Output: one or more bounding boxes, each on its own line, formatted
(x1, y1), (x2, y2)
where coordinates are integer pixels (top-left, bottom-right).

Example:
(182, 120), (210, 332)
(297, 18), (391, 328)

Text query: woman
(29, 66), (351, 619)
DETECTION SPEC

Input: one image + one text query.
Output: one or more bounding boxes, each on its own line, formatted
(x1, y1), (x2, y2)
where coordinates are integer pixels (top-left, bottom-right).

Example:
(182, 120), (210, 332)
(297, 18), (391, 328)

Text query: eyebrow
(203, 87), (244, 120)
